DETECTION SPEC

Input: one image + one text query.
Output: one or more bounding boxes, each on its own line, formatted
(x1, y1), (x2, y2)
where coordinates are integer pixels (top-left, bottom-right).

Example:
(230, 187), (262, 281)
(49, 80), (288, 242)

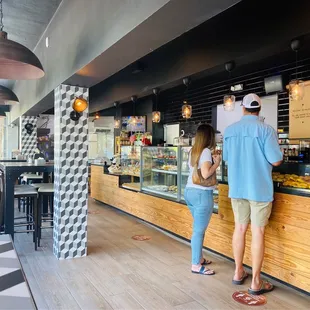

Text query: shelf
(151, 169), (177, 175)
(142, 187), (178, 199)
(121, 183), (140, 191)
(122, 173), (140, 178)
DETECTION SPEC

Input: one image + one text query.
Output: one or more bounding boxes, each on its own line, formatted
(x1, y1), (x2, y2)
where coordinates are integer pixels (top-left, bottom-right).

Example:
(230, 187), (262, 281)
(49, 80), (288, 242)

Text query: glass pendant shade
(94, 112), (100, 120)
(223, 95), (236, 111)
(72, 97), (88, 113)
(0, 85), (19, 105)
(182, 101), (192, 119)
(288, 80), (305, 101)
(114, 119), (120, 129)
(152, 111), (161, 123)
(0, 31), (44, 79)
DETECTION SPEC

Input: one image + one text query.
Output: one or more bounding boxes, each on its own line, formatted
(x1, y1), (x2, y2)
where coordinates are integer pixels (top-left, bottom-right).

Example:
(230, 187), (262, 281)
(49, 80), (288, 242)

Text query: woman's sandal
(232, 270), (248, 285)
(201, 258), (212, 265)
(192, 266), (215, 276)
(248, 280), (274, 295)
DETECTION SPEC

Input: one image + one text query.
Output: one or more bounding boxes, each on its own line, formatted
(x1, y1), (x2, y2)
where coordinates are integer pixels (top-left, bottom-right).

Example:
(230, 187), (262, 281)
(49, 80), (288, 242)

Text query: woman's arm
(200, 155), (221, 179)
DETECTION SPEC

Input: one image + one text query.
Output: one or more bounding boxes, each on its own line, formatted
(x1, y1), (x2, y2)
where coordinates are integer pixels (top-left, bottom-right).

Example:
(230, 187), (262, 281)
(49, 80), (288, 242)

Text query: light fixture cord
(0, 0), (3, 31)
(295, 50), (298, 80)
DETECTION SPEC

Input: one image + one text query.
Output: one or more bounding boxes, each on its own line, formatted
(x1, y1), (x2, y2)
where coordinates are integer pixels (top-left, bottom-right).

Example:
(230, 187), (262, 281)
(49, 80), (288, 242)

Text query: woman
(184, 124), (221, 275)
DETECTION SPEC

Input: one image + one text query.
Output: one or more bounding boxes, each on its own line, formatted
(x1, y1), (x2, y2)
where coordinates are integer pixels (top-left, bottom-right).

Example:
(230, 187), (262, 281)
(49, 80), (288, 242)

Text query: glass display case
(120, 146), (141, 177)
(119, 146), (141, 191)
(141, 147), (179, 199)
(180, 147), (191, 201)
(141, 146), (221, 211)
(273, 162), (310, 196)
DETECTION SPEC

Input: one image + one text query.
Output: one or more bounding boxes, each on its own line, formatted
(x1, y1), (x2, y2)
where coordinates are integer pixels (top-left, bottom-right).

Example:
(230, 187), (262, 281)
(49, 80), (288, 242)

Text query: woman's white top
(186, 148), (214, 190)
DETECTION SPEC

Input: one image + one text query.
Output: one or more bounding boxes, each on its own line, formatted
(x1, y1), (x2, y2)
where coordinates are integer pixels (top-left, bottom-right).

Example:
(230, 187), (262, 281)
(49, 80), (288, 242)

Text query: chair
(37, 184), (54, 247)
(14, 185), (38, 250)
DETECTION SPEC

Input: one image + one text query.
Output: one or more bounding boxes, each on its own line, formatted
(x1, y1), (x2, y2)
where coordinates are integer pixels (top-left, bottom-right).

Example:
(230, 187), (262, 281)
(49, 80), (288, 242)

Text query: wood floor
(14, 199), (310, 310)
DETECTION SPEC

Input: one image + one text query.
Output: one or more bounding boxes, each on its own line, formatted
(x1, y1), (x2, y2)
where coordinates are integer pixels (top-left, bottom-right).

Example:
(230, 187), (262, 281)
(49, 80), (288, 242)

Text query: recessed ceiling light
(45, 37), (49, 48)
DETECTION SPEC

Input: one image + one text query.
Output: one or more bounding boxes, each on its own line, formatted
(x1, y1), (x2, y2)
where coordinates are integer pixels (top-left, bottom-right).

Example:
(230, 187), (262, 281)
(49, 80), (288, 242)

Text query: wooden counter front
(91, 165), (310, 293)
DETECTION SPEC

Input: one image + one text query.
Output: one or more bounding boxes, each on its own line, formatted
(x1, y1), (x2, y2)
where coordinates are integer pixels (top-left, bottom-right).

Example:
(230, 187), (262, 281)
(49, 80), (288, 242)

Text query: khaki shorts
(231, 199), (272, 227)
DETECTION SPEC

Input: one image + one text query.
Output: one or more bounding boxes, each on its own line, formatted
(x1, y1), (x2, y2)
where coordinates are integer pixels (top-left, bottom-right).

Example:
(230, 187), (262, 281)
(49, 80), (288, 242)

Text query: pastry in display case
(120, 146), (141, 177)
(141, 147), (179, 199)
(273, 162), (310, 194)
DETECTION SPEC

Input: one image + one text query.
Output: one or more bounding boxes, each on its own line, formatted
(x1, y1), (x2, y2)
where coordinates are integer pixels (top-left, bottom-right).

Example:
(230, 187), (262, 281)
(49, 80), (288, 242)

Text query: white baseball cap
(241, 93), (261, 109)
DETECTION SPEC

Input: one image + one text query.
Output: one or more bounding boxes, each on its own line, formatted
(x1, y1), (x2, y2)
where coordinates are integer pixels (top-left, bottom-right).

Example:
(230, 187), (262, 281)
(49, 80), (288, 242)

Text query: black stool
(14, 185), (38, 250)
(37, 184), (54, 247)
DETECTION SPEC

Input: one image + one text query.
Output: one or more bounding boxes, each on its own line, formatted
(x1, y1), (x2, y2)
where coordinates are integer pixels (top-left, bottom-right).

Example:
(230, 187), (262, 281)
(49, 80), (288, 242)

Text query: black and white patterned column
(19, 116), (37, 157)
(53, 84), (89, 259)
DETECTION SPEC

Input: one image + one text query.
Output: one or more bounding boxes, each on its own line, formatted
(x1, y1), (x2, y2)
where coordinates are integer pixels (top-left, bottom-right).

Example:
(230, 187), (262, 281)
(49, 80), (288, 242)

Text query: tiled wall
(19, 116), (37, 157)
(53, 84), (89, 259)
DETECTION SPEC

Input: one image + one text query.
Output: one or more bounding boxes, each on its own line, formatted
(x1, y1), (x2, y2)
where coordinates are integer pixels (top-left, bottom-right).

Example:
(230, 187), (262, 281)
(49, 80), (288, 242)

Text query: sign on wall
(289, 81), (310, 139)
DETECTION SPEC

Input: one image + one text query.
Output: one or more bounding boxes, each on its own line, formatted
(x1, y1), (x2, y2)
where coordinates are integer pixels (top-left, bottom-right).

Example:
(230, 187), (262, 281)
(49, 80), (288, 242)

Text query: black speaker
(264, 75), (283, 94)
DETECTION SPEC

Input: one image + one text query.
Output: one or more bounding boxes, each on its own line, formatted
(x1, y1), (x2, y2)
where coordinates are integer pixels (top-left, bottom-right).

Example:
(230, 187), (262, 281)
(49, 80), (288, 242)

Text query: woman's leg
(189, 190), (214, 273)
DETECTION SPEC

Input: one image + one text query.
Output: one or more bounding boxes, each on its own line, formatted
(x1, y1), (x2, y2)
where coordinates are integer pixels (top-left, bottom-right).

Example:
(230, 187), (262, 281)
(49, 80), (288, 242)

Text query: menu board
(121, 116), (146, 132)
(216, 94), (278, 135)
(289, 81), (310, 139)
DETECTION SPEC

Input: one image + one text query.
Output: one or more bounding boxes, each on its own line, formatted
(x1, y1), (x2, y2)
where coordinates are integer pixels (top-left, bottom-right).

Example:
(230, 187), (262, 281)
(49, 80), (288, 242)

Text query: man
(223, 93), (282, 295)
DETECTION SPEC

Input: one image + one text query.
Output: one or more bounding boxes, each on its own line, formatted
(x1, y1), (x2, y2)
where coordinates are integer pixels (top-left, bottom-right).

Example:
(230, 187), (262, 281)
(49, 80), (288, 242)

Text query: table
(0, 160), (27, 163)
(0, 234), (35, 309)
(0, 162), (54, 239)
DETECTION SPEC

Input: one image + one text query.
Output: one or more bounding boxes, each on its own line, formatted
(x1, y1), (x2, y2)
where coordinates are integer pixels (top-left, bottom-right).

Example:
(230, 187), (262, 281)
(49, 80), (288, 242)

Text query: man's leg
(250, 202), (273, 291)
(231, 199), (250, 281)
(233, 222), (249, 280)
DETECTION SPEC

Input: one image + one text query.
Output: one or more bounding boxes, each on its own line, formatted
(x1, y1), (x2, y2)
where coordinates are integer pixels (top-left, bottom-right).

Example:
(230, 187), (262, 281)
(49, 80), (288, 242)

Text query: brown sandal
(248, 280), (274, 295)
(232, 271), (248, 285)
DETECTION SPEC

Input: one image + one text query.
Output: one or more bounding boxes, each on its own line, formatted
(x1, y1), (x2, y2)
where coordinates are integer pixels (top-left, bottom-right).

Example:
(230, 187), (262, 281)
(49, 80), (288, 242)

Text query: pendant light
(223, 61), (236, 111)
(152, 88), (161, 123)
(182, 77), (192, 119)
(114, 102), (120, 129)
(0, 0), (44, 80)
(94, 112), (100, 120)
(70, 97), (88, 121)
(288, 39), (304, 101)
(0, 85), (19, 105)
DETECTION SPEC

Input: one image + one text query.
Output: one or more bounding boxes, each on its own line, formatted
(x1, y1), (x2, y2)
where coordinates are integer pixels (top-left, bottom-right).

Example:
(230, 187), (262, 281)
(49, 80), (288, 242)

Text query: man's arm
(264, 128), (283, 166)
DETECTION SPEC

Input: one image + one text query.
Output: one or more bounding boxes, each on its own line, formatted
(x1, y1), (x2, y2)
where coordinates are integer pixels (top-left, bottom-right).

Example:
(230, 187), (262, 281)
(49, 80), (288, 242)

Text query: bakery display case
(119, 146), (141, 191)
(141, 146), (221, 211)
(120, 146), (141, 177)
(141, 146), (179, 200)
(180, 146), (191, 201)
(273, 162), (310, 196)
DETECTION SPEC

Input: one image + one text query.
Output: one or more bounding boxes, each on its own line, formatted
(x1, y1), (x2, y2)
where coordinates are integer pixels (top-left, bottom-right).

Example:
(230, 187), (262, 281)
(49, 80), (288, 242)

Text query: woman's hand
(212, 154), (222, 167)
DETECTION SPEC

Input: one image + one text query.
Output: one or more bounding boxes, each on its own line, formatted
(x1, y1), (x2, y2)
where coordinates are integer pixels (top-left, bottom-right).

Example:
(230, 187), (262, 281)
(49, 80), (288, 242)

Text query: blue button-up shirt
(223, 115), (283, 202)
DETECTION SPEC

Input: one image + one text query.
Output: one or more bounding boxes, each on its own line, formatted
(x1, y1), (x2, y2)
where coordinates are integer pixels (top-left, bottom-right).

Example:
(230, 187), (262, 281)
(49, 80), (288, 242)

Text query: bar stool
(22, 173), (43, 184)
(37, 184), (54, 247)
(14, 185), (38, 250)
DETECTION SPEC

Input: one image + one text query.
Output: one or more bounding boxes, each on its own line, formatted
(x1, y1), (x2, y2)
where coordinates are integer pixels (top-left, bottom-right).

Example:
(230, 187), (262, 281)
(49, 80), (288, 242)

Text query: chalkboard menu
(289, 81), (310, 139)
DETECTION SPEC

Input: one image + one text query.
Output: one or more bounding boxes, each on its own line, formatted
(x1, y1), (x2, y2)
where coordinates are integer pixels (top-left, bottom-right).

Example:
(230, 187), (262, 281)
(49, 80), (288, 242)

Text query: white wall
(216, 94), (278, 135)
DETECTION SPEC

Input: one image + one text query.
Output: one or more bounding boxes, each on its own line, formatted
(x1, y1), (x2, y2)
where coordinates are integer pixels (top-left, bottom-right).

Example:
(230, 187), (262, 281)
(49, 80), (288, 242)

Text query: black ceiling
(90, 0), (310, 112)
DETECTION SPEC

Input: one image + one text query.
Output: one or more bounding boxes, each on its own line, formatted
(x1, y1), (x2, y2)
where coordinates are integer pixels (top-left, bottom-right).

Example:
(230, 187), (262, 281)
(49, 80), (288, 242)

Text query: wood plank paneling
(91, 168), (310, 293)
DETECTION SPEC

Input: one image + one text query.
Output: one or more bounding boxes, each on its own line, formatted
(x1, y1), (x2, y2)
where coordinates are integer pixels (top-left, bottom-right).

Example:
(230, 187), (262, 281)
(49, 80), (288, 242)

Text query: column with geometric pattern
(19, 116), (37, 158)
(53, 84), (89, 259)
